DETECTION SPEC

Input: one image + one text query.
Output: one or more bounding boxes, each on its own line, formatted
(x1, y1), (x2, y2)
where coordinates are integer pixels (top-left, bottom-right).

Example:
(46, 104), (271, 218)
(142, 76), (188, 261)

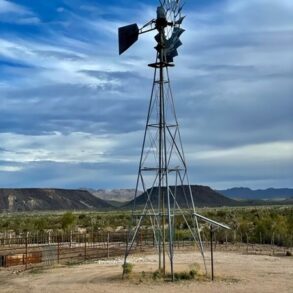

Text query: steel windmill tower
(118, 0), (229, 280)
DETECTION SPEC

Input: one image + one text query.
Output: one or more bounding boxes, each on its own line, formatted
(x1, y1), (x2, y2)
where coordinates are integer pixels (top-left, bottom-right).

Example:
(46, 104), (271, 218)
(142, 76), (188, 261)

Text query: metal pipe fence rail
(0, 231), (292, 269)
(0, 231), (154, 269)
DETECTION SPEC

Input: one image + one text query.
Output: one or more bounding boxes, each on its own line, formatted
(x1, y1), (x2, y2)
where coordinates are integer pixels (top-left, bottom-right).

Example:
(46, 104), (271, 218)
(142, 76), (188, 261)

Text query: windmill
(118, 0), (230, 281)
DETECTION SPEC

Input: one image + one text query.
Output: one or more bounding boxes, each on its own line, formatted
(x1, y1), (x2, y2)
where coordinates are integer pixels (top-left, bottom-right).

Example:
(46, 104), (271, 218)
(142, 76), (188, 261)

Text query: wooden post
(25, 232), (28, 270)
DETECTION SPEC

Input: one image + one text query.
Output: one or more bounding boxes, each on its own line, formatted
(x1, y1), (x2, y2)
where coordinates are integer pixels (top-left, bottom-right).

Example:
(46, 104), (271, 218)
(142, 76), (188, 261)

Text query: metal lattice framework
(118, 0), (230, 281)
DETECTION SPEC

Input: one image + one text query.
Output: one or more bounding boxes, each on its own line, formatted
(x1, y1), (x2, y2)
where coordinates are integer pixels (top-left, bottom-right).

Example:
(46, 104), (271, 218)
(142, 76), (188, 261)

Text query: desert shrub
(122, 262), (133, 275)
(189, 269), (197, 278)
(29, 267), (45, 274)
(175, 229), (192, 241)
(152, 269), (163, 280)
(174, 271), (196, 281)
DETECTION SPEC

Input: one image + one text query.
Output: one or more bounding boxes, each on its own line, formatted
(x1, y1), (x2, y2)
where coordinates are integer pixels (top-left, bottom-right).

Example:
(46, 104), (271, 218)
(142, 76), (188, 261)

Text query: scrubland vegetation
(0, 206), (292, 247)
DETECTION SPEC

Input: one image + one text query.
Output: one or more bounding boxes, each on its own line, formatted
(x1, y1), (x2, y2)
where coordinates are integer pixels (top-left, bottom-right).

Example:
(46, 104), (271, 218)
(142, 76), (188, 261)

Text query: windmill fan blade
(155, 33), (161, 43)
(169, 49), (178, 59)
(171, 39), (182, 50)
(118, 23), (139, 55)
(176, 16), (185, 25)
(175, 5), (184, 17)
(166, 49), (178, 63)
(172, 27), (185, 38)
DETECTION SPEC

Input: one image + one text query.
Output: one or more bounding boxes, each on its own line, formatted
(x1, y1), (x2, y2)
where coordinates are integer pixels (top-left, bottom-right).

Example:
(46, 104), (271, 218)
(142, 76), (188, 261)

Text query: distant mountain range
(0, 186), (292, 212)
(0, 186), (236, 212)
(0, 188), (112, 212)
(217, 187), (293, 200)
(282, 197), (293, 204)
(86, 188), (138, 202)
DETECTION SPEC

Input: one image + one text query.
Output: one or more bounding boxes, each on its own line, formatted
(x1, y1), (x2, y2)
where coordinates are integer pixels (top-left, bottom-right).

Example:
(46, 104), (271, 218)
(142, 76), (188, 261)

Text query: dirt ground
(0, 250), (292, 293)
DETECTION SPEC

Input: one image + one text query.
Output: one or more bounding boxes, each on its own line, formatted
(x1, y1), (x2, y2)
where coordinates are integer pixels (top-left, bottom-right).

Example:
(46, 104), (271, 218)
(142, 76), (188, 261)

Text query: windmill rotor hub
(156, 6), (168, 29)
(118, 2), (184, 64)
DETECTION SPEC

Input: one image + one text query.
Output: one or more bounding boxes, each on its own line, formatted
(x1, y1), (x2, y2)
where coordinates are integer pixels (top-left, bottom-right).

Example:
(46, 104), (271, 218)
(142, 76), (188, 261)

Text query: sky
(0, 0), (292, 190)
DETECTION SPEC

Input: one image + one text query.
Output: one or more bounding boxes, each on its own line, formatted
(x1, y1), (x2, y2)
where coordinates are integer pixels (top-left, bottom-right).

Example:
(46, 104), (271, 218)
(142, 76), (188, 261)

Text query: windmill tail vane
(119, 2), (184, 63)
(118, 0), (230, 281)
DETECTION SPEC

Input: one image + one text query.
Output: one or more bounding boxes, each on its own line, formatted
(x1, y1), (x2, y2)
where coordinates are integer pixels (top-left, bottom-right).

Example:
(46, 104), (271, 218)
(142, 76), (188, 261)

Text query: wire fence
(0, 230), (292, 269)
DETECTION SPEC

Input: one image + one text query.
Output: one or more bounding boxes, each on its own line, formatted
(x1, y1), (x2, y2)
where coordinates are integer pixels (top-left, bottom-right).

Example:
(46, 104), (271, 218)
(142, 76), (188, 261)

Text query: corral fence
(0, 230), (292, 270)
(0, 231), (154, 269)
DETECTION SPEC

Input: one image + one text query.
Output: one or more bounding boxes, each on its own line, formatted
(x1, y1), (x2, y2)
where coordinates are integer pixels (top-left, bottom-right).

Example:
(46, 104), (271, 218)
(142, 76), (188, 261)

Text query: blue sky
(0, 0), (292, 189)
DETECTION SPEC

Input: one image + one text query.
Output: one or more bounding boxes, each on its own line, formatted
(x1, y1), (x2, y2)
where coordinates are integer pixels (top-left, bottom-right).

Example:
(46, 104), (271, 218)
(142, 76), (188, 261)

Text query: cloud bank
(0, 0), (292, 189)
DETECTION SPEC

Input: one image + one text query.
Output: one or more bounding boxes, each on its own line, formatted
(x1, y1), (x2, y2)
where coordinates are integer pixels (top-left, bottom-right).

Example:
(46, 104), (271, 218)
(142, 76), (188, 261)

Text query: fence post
(126, 231), (129, 252)
(245, 233), (247, 253)
(91, 229), (93, 246)
(140, 230), (143, 251)
(107, 232), (110, 258)
(84, 235), (87, 261)
(25, 232), (28, 270)
(214, 232), (217, 251)
(57, 236), (60, 264)
(259, 232), (262, 244)
(210, 226), (214, 281)
(70, 231), (72, 248)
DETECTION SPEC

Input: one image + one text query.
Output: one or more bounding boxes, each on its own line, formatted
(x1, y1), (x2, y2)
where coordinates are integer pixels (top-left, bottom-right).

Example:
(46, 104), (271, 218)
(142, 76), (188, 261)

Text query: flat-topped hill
(0, 188), (112, 212)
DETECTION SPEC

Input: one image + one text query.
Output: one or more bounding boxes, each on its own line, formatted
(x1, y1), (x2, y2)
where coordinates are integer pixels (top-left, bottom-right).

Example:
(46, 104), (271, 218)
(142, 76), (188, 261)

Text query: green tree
(34, 217), (48, 232)
(61, 212), (76, 231)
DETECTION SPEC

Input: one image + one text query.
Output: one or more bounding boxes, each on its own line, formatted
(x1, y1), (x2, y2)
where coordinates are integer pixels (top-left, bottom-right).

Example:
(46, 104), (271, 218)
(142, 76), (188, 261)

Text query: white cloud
(0, 165), (23, 172)
(0, 0), (28, 15)
(16, 16), (40, 24)
(0, 0), (40, 24)
(0, 132), (116, 163)
(57, 7), (65, 13)
(0, 0), (292, 188)
(190, 141), (293, 164)
(0, 35), (127, 89)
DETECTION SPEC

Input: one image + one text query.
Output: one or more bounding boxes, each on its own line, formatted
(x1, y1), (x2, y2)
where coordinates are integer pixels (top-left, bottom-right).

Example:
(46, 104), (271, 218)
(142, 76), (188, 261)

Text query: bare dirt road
(0, 250), (292, 293)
